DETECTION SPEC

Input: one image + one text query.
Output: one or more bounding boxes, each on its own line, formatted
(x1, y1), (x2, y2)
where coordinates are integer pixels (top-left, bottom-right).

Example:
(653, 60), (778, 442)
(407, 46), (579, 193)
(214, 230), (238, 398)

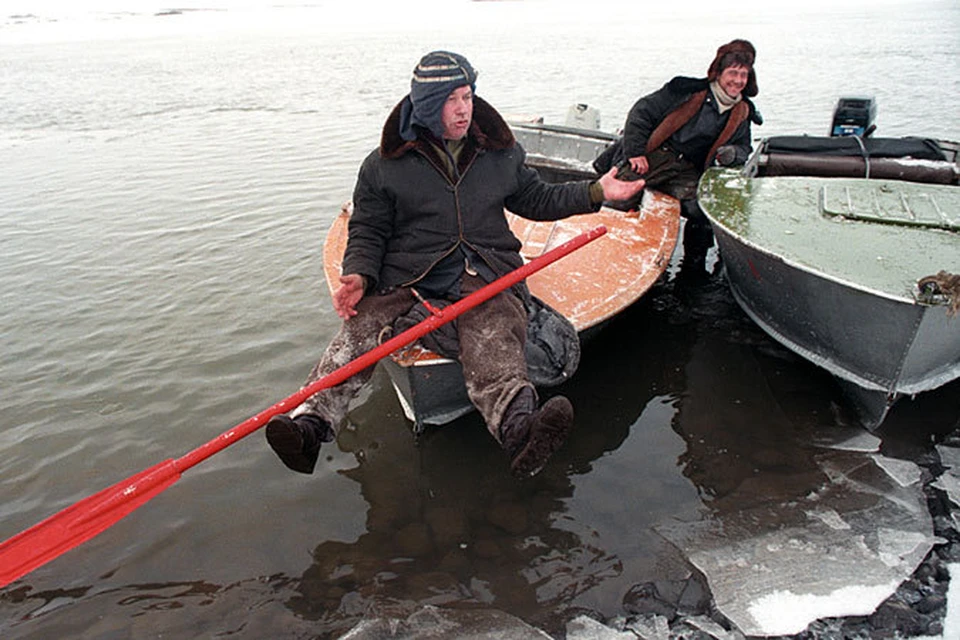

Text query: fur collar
(379, 95), (516, 160)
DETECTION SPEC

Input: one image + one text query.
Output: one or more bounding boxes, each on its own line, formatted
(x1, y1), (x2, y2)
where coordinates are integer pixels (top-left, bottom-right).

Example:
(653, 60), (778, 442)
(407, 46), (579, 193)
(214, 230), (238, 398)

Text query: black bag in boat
(522, 293), (581, 387)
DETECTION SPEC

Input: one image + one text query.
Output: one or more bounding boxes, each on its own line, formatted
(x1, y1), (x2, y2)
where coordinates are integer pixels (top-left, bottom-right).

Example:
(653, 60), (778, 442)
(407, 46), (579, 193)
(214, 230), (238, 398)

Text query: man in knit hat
(595, 39), (763, 275)
(265, 51), (644, 479)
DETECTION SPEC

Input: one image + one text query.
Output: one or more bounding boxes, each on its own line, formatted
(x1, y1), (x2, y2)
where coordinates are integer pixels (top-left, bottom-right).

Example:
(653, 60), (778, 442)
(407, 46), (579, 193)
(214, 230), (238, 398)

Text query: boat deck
(699, 170), (960, 301)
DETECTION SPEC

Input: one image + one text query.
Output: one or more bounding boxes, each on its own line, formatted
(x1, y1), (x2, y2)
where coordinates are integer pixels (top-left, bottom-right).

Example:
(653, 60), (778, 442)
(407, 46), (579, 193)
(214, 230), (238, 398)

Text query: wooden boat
(324, 119), (679, 431)
(697, 133), (960, 429)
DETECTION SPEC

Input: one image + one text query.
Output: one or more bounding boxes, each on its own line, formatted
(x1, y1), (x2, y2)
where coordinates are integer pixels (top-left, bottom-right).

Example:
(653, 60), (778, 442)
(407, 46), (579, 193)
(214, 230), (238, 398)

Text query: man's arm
(623, 78), (705, 173)
(622, 81), (676, 161)
(596, 166), (645, 201)
(506, 147), (644, 218)
(341, 153), (392, 295)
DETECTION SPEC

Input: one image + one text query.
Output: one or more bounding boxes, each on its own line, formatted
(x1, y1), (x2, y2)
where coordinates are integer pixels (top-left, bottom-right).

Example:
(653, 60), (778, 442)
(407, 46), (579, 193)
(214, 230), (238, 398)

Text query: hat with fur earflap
(707, 39), (758, 97)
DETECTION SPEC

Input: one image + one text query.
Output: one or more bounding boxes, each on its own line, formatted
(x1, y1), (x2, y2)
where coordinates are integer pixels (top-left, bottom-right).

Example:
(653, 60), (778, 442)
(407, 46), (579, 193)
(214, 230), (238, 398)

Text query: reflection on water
(3, 268), (958, 637)
(257, 274), (768, 637)
(280, 274), (954, 636)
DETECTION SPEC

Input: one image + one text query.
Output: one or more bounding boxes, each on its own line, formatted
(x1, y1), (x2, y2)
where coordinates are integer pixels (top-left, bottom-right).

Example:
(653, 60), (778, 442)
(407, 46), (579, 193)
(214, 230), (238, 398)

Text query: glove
(714, 145), (737, 167)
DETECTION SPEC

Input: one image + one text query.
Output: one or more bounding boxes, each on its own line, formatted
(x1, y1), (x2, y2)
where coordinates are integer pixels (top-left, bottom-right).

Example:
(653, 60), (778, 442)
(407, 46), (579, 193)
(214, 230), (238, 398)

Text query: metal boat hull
(508, 121), (617, 182)
(710, 221), (960, 428)
(699, 136), (960, 429)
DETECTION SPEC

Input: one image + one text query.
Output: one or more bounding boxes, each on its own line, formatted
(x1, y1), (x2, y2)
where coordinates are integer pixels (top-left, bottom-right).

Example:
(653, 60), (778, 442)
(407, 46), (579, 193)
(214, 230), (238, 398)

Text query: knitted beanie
(398, 51), (478, 141)
(707, 39), (758, 98)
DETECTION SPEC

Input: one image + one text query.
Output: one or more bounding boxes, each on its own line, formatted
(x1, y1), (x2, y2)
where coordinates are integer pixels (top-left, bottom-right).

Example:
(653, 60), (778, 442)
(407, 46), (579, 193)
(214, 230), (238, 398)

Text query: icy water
(1, 1), (959, 638)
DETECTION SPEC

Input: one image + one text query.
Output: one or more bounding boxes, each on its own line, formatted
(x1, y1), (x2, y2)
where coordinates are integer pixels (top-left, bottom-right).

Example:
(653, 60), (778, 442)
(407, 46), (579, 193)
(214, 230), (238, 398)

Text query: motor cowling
(830, 96), (877, 137)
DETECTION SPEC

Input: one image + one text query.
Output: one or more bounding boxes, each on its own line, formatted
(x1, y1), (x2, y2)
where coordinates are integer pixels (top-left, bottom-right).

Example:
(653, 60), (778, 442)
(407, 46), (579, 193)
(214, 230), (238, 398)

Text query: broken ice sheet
(811, 428), (880, 453)
(932, 471), (960, 508)
(932, 445), (960, 508)
(870, 454), (922, 488)
(340, 605), (552, 639)
(657, 450), (936, 637)
(566, 615), (636, 639)
(936, 444), (960, 471)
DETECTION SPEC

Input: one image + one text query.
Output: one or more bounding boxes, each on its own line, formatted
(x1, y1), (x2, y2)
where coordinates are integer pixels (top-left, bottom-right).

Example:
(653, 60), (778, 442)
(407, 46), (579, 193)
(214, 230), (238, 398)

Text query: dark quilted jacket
(342, 96), (599, 292)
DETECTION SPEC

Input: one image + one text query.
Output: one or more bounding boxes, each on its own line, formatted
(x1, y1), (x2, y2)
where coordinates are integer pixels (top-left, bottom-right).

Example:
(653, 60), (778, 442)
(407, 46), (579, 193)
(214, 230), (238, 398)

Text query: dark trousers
(643, 146), (701, 201)
(292, 273), (533, 441)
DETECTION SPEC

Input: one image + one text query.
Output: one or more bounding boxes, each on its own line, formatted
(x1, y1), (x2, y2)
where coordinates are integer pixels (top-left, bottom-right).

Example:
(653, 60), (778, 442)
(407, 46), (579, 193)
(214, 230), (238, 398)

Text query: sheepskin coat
(342, 96), (598, 294)
(622, 76), (762, 170)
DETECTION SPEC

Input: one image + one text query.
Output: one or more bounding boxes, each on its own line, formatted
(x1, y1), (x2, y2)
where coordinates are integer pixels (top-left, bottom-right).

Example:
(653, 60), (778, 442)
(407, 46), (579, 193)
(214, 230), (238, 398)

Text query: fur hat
(398, 51), (478, 141)
(707, 39), (758, 97)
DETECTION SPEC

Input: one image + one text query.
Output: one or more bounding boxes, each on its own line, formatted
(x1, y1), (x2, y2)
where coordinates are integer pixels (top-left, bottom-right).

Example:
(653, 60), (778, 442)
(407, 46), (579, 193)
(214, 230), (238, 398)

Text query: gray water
(1, 1), (958, 638)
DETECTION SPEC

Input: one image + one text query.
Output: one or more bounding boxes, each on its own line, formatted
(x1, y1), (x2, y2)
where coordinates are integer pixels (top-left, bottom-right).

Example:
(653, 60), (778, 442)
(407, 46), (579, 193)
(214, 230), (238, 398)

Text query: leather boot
(265, 413), (332, 474)
(500, 390), (574, 478)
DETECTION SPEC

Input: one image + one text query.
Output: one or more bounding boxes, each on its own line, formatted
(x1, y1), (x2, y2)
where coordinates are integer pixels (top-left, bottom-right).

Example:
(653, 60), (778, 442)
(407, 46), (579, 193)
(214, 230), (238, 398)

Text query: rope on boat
(918, 270), (960, 315)
(851, 135), (871, 179)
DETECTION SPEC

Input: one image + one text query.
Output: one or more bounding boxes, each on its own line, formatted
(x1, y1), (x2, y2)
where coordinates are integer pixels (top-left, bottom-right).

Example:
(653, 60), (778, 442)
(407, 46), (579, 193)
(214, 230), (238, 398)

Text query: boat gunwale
(507, 120), (620, 142)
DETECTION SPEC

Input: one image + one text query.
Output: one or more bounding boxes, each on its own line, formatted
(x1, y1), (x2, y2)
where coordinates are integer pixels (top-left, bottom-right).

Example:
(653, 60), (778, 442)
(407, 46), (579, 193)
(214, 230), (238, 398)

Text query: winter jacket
(622, 76), (762, 170)
(342, 96), (599, 294)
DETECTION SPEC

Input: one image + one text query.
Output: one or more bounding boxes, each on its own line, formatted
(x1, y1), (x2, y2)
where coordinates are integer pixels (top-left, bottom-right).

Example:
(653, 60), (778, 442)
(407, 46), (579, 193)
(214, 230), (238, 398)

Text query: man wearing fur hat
(265, 51), (644, 479)
(596, 39), (762, 273)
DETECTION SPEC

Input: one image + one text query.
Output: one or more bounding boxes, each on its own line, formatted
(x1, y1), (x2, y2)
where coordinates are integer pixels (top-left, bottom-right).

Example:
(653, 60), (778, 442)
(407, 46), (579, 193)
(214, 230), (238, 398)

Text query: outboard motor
(830, 96), (877, 137)
(565, 103), (601, 130)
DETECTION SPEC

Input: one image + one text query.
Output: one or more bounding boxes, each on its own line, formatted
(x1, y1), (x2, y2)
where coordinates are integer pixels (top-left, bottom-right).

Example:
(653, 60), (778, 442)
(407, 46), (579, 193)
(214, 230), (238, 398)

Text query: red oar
(0, 224), (607, 588)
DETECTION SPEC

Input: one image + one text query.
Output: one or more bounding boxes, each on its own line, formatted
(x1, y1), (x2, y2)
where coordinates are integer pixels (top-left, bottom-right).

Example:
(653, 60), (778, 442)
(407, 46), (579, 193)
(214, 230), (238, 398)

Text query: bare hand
(333, 274), (366, 320)
(598, 165), (645, 202)
(629, 155), (649, 175)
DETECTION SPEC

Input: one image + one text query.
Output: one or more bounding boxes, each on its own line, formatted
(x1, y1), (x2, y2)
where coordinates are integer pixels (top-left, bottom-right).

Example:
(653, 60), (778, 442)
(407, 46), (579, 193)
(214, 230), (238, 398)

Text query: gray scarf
(710, 80), (742, 114)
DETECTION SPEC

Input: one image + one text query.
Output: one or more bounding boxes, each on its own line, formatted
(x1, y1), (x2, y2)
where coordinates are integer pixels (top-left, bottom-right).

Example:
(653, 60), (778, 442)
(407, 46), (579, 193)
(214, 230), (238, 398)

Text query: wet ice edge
(657, 449), (939, 636)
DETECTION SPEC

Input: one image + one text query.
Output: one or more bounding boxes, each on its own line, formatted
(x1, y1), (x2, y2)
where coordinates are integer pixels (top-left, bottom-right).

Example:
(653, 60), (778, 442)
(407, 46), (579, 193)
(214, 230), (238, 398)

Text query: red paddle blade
(0, 459), (180, 587)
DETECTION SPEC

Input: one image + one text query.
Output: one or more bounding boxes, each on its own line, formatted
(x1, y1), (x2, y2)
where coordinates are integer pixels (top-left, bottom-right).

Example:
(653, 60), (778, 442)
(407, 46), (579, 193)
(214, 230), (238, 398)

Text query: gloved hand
(715, 145), (737, 166)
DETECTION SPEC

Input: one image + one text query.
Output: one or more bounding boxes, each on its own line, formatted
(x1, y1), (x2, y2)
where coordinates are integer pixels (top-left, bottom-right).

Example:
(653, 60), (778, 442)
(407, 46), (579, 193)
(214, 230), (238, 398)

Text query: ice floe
(656, 449), (938, 636)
